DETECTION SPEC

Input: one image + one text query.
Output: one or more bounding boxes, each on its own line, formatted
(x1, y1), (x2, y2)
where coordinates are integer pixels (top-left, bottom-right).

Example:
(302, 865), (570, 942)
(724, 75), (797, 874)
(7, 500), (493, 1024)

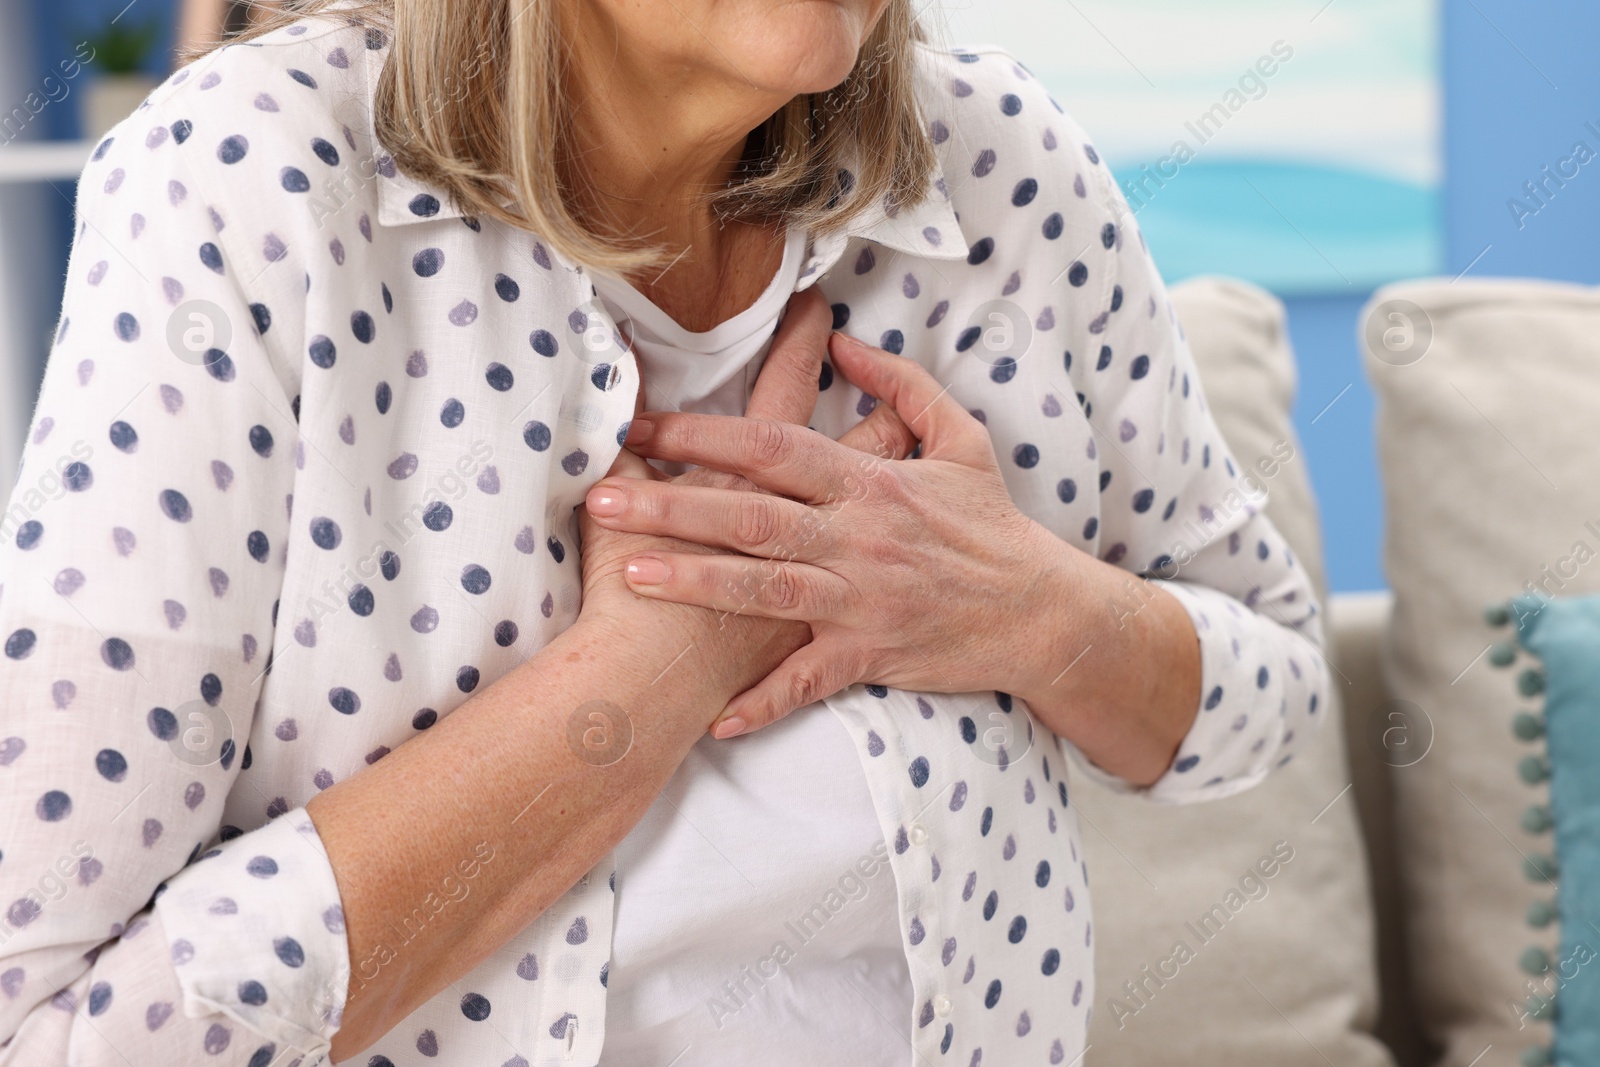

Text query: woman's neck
(557, 0), (794, 330)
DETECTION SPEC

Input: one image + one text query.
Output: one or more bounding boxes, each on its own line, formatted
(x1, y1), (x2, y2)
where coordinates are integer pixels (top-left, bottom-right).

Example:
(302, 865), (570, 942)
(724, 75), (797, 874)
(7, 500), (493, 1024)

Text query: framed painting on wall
(935, 0), (1443, 295)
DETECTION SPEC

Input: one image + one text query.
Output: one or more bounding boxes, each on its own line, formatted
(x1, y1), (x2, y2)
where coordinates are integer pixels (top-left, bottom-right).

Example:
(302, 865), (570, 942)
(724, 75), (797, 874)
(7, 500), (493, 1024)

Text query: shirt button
(934, 994), (953, 1017)
(909, 823), (928, 846)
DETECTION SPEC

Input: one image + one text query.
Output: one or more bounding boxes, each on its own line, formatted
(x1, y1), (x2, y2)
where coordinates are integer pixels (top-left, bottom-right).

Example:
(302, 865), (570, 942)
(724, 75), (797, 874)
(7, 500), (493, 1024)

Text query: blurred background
(0, 0), (1595, 592)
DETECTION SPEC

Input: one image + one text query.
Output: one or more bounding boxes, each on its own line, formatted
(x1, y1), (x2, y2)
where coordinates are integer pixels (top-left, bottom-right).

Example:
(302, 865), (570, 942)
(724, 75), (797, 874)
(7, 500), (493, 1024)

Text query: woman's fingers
(827, 331), (993, 466)
(746, 288), (831, 425)
(621, 551), (849, 619)
(604, 439), (658, 480)
(587, 477), (838, 561)
(624, 333), (992, 495)
(711, 638), (862, 738)
(837, 395), (920, 462)
(624, 413), (847, 502)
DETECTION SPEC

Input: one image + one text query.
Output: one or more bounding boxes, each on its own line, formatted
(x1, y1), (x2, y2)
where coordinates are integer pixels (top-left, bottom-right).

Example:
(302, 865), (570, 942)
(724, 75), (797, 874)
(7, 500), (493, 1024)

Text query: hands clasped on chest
(576, 286), (1202, 786)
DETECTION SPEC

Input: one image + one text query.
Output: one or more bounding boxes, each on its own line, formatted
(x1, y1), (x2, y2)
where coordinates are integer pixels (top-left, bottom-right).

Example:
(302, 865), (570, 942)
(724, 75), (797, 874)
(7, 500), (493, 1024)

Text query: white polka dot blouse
(0, 11), (1327, 1067)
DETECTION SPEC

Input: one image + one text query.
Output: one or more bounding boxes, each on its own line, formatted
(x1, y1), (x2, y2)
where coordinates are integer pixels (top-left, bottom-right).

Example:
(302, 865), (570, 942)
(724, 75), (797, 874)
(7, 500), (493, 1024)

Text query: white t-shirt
(591, 228), (916, 1066)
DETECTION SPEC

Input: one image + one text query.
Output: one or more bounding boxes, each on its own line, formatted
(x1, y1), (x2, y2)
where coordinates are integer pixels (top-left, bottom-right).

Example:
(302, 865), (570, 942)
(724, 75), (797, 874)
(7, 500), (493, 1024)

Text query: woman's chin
(736, 5), (879, 95)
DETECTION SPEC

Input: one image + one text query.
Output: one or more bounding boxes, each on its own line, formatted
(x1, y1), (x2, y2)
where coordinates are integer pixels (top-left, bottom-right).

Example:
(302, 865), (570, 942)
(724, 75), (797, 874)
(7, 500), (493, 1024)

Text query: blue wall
(1283, 293), (1384, 590)
(1285, 0), (1600, 591)
(22, 0), (1600, 591)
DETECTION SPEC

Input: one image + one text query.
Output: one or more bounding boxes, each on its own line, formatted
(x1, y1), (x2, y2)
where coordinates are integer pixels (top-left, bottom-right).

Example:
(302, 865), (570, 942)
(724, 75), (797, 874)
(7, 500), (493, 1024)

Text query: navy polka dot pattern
(0, 16), (1324, 1067)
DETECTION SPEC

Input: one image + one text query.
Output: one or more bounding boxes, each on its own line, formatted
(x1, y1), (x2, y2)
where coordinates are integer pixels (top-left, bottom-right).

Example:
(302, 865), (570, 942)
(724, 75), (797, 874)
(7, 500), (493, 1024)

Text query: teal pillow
(1489, 595), (1600, 1067)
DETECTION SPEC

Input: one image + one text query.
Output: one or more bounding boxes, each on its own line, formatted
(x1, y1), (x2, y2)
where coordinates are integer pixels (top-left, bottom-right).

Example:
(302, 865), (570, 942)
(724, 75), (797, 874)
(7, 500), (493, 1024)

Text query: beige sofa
(1084, 276), (1599, 1067)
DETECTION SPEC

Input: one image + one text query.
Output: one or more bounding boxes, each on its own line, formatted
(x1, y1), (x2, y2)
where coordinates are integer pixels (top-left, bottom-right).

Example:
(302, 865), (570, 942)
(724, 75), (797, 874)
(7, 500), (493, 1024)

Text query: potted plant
(78, 19), (162, 141)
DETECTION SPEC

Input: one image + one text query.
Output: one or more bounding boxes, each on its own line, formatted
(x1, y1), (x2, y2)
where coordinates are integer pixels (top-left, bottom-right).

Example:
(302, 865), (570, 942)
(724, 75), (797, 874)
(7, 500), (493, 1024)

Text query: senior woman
(0, 0), (1327, 1064)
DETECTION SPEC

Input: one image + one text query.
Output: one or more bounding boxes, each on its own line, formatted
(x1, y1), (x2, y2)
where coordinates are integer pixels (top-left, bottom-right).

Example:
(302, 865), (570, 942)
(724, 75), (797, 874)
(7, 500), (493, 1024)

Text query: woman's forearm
(1010, 527), (1201, 788)
(308, 600), (805, 1059)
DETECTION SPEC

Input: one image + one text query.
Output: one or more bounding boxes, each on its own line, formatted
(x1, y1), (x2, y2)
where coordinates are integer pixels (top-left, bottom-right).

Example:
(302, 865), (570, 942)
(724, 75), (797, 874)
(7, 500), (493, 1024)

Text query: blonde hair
(208, 0), (935, 272)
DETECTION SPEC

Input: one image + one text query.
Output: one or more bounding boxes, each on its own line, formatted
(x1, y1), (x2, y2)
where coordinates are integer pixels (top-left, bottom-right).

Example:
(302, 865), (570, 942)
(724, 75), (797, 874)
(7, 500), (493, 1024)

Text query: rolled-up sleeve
(0, 102), (349, 1065)
(1055, 139), (1329, 805)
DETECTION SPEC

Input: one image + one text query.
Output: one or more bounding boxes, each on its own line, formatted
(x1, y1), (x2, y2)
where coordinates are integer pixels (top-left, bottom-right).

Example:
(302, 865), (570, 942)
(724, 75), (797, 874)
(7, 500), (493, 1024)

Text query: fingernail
(626, 556), (669, 585)
(586, 487), (625, 517)
(712, 716), (747, 739)
(624, 417), (654, 445)
(833, 331), (866, 350)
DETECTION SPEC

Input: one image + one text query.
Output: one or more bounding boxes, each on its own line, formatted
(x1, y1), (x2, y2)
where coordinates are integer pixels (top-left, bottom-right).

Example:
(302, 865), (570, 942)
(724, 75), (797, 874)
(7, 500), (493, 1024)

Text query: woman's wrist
(573, 589), (810, 723)
(1005, 523), (1098, 714)
(1006, 524), (1200, 786)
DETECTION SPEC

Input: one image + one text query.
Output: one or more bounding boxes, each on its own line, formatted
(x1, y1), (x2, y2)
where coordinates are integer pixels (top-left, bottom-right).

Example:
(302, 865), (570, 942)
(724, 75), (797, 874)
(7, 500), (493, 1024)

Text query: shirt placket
(822, 689), (957, 1059)
(800, 231), (853, 289)
(523, 270), (638, 1066)
(529, 856), (618, 1067)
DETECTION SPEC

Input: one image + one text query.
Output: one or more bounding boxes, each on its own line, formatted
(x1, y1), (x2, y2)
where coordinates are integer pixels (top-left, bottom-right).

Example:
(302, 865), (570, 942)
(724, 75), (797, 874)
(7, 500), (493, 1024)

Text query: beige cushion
(1077, 276), (1391, 1067)
(1328, 591), (1432, 1067)
(1363, 278), (1600, 1065)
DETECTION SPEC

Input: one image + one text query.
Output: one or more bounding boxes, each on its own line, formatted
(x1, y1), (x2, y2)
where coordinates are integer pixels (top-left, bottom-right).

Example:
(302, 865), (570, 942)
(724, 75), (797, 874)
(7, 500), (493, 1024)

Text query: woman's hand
(582, 330), (1089, 737)
(576, 291), (924, 706)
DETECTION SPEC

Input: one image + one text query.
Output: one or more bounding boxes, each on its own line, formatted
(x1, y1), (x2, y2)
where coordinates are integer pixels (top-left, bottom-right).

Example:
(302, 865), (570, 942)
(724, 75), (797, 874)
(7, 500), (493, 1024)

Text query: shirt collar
(362, 43), (970, 268)
(799, 169), (971, 287)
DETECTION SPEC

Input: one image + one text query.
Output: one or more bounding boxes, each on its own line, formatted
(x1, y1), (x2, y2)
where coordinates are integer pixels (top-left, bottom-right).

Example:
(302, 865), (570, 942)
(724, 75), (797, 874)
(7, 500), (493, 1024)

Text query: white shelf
(0, 140), (96, 184)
